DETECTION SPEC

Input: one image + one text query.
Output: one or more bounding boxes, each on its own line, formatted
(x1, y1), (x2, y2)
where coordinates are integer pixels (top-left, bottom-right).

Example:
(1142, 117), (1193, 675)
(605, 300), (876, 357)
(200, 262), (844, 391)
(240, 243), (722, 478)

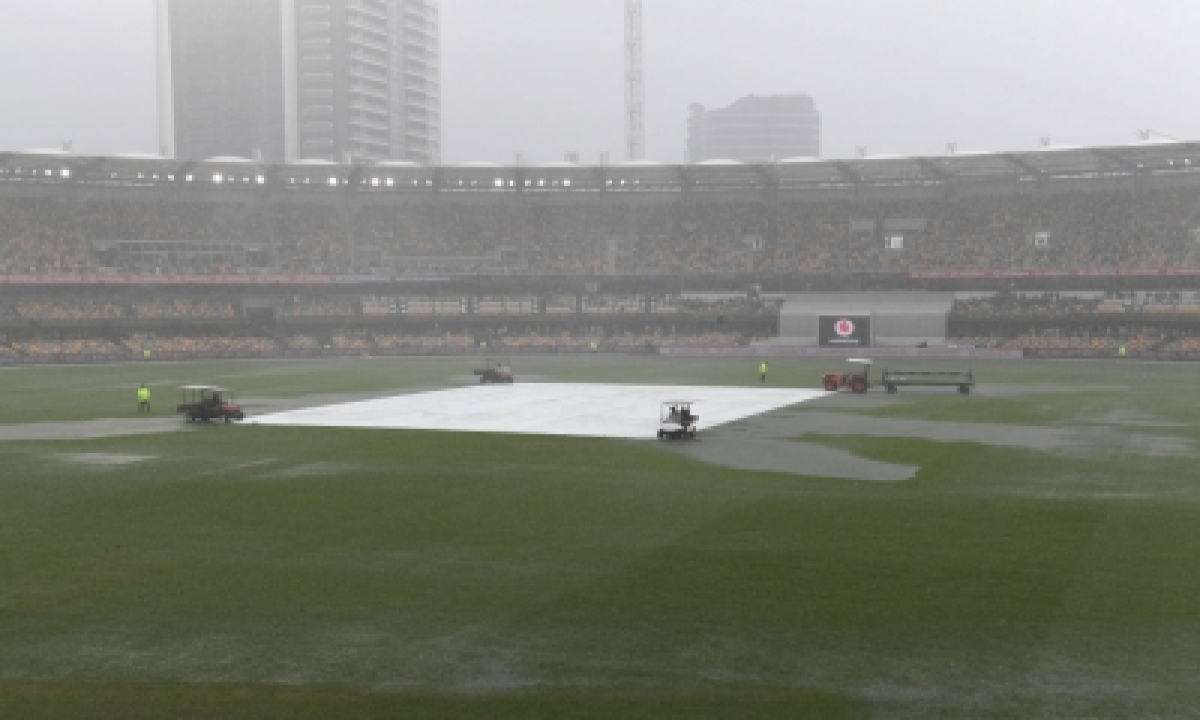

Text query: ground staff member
(137, 384), (151, 413)
(760, 361), (769, 384)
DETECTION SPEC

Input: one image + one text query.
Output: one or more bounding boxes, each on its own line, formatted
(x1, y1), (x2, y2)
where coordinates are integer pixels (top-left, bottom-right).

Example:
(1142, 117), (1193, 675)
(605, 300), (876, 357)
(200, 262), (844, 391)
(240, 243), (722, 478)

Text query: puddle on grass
(55, 453), (157, 468)
(271, 461), (360, 478)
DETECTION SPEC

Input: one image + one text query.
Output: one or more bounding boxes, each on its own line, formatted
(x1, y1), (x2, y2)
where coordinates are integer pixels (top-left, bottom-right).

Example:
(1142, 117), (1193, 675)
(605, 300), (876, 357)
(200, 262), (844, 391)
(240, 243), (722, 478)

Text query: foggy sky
(0, 0), (1197, 163)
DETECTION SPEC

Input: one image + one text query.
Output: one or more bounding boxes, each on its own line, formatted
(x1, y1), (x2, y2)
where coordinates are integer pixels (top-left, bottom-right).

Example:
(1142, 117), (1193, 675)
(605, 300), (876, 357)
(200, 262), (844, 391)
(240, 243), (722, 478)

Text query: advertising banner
(819, 315), (871, 347)
(659, 346), (1024, 360)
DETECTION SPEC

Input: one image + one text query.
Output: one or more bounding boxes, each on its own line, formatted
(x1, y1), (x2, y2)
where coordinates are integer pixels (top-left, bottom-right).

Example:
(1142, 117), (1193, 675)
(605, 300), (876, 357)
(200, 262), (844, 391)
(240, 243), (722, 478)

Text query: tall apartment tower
(156, 0), (440, 164)
(686, 94), (820, 163)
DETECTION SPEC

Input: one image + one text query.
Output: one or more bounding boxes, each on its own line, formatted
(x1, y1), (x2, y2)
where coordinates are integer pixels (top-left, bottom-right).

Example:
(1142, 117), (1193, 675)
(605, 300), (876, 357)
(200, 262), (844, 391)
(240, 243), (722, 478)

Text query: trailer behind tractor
(881, 369), (975, 395)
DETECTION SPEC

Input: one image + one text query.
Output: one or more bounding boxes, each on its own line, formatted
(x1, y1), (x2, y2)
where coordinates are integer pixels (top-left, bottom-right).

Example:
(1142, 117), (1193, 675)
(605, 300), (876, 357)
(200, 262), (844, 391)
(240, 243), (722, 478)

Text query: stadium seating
(2, 184), (1198, 277)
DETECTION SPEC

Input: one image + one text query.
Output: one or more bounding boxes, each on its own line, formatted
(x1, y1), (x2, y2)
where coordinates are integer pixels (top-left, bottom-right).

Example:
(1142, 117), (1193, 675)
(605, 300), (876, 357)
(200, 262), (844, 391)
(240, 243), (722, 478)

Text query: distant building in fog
(156, 0), (440, 164)
(686, 94), (820, 163)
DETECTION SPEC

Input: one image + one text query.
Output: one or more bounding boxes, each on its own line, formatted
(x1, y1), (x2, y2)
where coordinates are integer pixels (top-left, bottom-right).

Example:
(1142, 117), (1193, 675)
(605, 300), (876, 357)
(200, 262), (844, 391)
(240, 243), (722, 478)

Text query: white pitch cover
(248, 383), (828, 440)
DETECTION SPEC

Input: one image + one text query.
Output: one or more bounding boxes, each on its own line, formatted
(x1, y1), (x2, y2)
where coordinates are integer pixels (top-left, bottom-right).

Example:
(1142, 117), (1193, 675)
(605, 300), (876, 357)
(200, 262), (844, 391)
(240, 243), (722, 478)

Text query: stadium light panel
(213, 173), (224, 184)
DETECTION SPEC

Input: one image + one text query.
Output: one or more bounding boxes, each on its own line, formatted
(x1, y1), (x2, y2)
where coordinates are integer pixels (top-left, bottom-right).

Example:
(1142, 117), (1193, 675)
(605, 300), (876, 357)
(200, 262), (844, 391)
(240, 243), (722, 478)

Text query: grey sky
(0, 0), (1197, 163)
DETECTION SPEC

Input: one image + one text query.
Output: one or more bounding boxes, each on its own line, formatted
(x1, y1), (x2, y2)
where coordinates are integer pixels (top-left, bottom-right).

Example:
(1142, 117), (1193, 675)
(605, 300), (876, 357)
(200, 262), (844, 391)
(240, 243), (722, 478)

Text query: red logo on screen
(835, 319), (856, 337)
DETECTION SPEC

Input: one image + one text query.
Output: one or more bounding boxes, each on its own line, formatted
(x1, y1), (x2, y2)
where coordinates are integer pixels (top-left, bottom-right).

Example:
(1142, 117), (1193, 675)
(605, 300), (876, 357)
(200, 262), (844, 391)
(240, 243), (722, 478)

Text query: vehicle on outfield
(474, 358), (514, 383)
(177, 385), (245, 423)
(881, 368), (975, 395)
(658, 400), (699, 440)
(822, 358), (874, 394)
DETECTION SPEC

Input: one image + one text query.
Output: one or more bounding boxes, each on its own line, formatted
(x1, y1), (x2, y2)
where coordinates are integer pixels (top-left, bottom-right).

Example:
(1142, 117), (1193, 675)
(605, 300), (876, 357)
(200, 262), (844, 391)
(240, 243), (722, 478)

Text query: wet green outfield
(1, 355), (1197, 718)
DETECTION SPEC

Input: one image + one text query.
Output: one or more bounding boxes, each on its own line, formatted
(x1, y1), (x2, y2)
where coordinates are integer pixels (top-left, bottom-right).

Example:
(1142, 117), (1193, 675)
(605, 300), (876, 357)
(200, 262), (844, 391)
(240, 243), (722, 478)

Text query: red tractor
(822, 358), (873, 394)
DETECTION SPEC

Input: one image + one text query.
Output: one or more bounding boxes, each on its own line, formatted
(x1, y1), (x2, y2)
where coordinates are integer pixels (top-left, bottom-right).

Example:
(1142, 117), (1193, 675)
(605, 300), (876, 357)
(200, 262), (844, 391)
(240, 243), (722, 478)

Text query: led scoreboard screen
(818, 315), (871, 347)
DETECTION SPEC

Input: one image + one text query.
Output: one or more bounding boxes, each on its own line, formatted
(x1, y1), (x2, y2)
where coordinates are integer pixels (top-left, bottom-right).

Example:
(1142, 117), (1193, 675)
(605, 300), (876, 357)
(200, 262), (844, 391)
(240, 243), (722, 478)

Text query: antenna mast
(625, 0), (645, 161)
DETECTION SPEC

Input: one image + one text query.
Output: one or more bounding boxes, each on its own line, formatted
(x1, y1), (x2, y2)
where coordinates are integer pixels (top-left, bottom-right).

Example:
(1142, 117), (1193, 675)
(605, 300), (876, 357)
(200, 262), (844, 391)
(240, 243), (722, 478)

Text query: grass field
(2, 355), (1198, 718)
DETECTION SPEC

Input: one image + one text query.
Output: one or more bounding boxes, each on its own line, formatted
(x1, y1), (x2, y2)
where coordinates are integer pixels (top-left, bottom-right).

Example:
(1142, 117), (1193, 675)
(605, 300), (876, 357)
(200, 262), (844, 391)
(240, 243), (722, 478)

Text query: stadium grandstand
(2, 141), (1200, 364)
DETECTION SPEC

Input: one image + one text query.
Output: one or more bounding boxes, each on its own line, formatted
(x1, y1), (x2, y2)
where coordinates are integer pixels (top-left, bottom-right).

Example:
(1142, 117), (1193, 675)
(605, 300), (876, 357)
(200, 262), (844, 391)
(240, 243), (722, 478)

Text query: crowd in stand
(285, 334), (321, 350)
(0, 328), (761, 361)
(132, 298), (236, 319)
(123, 335), (278, 355)
(16, 299), (124, 320)
(949, 332), (1166, 352)
(7, 297), (238, 320)
(0, 292), (780, 324)
(2, 185), (1198, 277)
(282, 296), (356, 317)
(6, 325), (1200, 360)
(14, 338), (122, 358)
(951, 291), (1200, 317)
(331, 331), (373, 351)
(0, 198), (89, 273)
(364, 330), (753, 352)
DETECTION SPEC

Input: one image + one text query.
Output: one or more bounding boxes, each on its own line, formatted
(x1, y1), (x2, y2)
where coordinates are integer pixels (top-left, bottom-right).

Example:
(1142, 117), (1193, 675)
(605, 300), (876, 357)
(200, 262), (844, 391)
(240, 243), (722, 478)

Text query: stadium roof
(1, 141), (1197, 195)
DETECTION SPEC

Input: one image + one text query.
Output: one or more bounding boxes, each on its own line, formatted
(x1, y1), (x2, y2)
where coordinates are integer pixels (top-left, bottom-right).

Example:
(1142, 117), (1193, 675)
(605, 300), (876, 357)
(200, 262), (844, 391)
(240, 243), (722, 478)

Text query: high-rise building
(156, 0), (440, 164)
(686, 94), (820, 163)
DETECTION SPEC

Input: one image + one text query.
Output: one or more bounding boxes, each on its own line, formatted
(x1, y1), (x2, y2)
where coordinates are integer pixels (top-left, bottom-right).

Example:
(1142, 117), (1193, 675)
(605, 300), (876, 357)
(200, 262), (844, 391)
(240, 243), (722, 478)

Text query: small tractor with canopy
(177, 385), (245, 423)
(474, 358), (514, 384)
(658, 400), (699, 440)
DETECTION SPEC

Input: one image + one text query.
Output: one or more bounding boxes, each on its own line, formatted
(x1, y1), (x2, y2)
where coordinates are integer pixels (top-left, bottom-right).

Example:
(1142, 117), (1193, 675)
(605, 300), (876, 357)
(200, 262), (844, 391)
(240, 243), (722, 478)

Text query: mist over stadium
(2, 139), (1199, 361)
